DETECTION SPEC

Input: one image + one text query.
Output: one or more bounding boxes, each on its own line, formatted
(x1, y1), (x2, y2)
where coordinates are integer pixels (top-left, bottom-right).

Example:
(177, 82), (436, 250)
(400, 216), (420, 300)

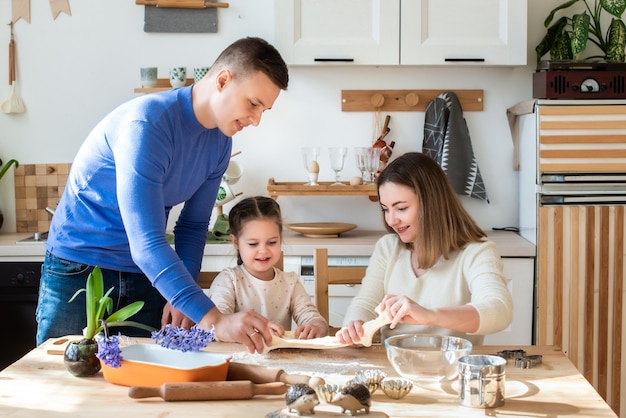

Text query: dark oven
(0, 262), (42, 370)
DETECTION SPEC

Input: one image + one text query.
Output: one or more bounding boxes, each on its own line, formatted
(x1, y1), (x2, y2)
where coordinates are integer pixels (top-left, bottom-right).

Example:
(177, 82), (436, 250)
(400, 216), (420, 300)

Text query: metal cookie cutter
(497, 349), (526, 360)
(515, 354), (543, 369)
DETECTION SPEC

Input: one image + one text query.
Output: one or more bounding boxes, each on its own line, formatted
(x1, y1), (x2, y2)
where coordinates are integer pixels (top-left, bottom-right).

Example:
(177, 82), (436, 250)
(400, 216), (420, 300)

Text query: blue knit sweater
(46, 85), (231, 322)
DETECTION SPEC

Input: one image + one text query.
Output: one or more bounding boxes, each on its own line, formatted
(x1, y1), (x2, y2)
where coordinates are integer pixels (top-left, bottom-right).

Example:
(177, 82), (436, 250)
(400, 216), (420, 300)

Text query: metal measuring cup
(458, 354), (506, 408)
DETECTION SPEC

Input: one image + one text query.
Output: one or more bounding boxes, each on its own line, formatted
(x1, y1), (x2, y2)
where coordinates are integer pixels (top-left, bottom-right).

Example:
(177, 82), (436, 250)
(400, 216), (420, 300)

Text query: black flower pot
(64, 338), (101, 377)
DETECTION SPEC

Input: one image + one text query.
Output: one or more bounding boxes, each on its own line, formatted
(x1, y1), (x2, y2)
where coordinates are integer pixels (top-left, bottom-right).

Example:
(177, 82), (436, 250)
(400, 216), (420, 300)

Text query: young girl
(208, 196), (328, 339)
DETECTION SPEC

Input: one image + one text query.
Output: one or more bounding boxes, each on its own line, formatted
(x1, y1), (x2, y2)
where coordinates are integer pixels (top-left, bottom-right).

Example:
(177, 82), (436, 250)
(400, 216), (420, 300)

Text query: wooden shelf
(134, 78), (194, 93)
(267, 178), (378, 201)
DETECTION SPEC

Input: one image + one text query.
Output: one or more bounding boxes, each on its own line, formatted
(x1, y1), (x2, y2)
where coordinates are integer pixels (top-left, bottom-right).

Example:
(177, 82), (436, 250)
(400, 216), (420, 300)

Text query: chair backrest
(197, 251), (284, 289)
(314, 248), (366, 331)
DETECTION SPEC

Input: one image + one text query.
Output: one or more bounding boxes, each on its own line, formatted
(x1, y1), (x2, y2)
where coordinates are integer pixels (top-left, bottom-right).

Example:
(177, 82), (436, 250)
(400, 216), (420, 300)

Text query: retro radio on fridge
(532, 60), (626, 99)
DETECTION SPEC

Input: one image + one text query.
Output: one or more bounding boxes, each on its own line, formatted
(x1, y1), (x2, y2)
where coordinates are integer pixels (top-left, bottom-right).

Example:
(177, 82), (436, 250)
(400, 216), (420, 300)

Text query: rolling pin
(227, 362), (318, 386)
(128, 380), (287, 401)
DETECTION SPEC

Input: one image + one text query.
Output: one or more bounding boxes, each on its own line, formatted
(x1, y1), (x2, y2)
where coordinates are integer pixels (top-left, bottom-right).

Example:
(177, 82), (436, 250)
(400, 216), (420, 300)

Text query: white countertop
(0, 229), (535, 260)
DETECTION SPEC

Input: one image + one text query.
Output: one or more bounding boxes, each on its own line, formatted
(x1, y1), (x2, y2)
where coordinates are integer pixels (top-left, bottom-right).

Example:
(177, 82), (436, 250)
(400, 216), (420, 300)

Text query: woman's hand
(378, 294), (435, 329)
(294, 320), (328, 339)
(335, 320), (366, 345)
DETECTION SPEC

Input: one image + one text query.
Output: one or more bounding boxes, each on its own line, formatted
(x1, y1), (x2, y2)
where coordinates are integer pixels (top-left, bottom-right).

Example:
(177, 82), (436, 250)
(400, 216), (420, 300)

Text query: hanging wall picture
(137, 0), (229, 33)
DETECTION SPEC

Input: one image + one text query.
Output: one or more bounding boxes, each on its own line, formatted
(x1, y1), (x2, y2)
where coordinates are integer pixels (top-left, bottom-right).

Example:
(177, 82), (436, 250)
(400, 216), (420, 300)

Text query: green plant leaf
(536, 16), (569, 61)
(545, 0), (583, 27)
(602, 0), (626, 17)
(0, 159), (19, 181)
(106, 301), (145, 323)
(101, 320), (156, 334)
(571, 12), (591, 56)
(606, 18), (626, 60)
(552, 30), (575, 60)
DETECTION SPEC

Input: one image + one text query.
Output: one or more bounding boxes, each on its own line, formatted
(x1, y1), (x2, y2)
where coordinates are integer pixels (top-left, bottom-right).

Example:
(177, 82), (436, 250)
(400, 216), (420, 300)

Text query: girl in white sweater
(208, 196), (328, 340)
(336, 153), (512, 346)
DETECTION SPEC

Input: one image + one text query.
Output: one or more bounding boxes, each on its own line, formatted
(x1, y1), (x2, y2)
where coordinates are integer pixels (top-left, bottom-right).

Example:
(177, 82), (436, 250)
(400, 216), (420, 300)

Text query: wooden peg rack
(341, 89), (484, 112)
(135, 0), (229, 8)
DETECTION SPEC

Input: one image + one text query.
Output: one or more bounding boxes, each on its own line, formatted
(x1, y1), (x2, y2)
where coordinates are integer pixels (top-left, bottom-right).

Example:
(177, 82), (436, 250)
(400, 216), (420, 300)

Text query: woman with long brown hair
(336, 152), (512, 345)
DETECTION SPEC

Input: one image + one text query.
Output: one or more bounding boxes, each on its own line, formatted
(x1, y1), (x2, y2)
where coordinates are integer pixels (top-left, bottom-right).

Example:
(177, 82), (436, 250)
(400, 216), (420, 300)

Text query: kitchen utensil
(384, 334), (472, 383)
(458, 354), (506, 408)
(286, 222), (356, 238)
(227, 361), (312, 385)
(100, 343), (232, 387)
(364, 147), (382, 183)
(2, 22), (25, 114)
(354, 147), (370, 183)
(128, 380), (287, 401)
(328, 147), (348, 185)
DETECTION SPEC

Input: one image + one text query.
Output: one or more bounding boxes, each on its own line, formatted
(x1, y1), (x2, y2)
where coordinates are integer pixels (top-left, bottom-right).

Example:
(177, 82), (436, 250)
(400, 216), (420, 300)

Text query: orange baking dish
(101, 343), (231, 387)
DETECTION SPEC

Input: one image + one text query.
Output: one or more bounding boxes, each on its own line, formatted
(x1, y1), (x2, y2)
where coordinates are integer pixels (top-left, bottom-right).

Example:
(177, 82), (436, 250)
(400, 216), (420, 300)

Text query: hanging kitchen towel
(423, 91), (489, 203)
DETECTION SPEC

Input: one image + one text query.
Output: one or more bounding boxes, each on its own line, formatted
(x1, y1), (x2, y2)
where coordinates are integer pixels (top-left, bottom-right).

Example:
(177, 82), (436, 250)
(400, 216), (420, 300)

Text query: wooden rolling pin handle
(227, 362), (312, 385)
(128, 380), (287, 401)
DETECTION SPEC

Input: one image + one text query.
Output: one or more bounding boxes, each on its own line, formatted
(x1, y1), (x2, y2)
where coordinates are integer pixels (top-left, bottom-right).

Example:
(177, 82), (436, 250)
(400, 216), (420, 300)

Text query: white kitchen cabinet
(274, 0), (400, 65)
(274, 0), (526, 66)
(401, 0), (527, 66)
(482, 257), (534, 345)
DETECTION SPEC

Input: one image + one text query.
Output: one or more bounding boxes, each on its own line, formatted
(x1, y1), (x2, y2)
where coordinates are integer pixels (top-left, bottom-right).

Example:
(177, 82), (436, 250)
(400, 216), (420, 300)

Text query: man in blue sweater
(36, 37), (289, 354)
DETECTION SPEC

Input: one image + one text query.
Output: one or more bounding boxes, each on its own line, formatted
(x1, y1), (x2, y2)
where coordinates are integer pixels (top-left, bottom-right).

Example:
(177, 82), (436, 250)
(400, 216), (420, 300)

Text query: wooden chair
(197, 252), (284, 289)
(314, 248), (367, 334)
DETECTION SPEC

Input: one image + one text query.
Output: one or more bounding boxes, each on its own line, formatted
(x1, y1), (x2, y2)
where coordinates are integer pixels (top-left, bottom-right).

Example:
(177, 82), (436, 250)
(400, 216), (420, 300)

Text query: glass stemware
(301, 146), (321, 186)
(364, 147), (382, 184)
(328, 147), (348, 185)
(354, 147), (369, 184)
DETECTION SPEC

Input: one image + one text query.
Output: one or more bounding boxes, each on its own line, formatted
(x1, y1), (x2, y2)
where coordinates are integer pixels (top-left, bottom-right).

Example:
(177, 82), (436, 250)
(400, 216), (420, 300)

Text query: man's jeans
(36, 251), (165, 346)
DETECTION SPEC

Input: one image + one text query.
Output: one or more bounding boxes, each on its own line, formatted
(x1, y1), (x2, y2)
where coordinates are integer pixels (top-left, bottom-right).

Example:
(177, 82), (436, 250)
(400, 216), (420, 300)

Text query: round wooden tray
(286, 222), (357, 238)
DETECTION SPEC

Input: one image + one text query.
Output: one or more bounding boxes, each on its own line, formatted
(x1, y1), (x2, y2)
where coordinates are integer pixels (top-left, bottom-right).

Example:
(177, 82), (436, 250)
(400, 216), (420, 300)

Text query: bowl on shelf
(101, 343), (231, 387)
(384, 334), (472, 384)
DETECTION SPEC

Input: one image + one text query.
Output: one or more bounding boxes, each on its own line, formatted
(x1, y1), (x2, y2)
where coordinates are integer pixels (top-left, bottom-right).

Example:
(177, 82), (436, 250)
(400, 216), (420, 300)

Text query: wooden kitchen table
(0, 341), (617, 417)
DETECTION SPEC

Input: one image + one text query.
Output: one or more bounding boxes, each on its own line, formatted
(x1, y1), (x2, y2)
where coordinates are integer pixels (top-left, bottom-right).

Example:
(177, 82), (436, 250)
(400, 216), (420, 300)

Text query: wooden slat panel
(541, 120), (626, 130)
(540, 105), (626, 116)
(539, 163), (626, 173)
(541, 149), (626, 159)
(537, 204), (625, 415)
(538, 105), (626, 174)
(540, 135), (626, 144)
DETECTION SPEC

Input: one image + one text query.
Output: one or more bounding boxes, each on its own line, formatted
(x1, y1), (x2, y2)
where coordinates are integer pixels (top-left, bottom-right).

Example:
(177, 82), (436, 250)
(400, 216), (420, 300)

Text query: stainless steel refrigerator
(518, 99), (626, 415)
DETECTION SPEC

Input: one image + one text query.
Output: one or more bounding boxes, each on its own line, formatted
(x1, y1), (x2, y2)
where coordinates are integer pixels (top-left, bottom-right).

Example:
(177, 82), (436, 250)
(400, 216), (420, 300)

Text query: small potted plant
(64, 266), (153, 377)
(535, 0), (626, 63)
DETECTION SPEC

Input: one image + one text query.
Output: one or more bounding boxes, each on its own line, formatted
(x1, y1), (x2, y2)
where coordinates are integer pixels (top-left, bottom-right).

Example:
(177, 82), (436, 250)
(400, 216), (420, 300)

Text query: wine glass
(301, 146), (320, 185)
(328, 147), (348, 185)
(354, 147), (369, 183)
(364, 147), (382, 184)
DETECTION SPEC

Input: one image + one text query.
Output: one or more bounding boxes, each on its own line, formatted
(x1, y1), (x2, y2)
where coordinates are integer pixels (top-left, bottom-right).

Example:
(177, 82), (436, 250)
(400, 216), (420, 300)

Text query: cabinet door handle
(314, 58), (355, 62)
(444, 58), (485, 62)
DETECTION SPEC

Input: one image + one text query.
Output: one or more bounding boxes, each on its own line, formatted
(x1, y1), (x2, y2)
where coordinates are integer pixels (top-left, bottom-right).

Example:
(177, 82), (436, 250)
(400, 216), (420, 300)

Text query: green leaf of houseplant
(536, 16), (569, 61)
(601, 0), (626, 17)
(552, 30), (575, 60)
(545, 0), (583, 27)
(0, 159), (19, 181)
(571, 12), (591, 57)
(606, 18), (626, 60)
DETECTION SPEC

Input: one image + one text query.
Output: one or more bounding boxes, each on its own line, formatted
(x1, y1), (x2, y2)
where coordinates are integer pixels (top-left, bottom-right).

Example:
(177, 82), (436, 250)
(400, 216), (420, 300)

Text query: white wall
(0, 0), (555, 233)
